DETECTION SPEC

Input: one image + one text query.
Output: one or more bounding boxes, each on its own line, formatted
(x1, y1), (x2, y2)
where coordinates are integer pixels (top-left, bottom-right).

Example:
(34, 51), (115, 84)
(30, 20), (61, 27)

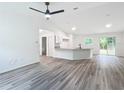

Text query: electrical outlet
(9, 58), (13, 64)
(20, 58), (23, 61)
(9, 58), (17, 64)
(14, 59), (18, 63)
(9, 58), (13, 62)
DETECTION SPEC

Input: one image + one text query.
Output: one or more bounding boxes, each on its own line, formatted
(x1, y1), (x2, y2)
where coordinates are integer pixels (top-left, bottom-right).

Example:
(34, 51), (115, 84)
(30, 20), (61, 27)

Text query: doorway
(99, 37), (116, 55)
(42, 37), (47, 56)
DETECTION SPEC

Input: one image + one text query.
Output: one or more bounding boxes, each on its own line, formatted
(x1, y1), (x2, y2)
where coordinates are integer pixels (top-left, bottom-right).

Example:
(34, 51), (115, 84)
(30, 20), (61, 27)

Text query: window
(84, 38), (92, 45)
(100, 37), (116, 55)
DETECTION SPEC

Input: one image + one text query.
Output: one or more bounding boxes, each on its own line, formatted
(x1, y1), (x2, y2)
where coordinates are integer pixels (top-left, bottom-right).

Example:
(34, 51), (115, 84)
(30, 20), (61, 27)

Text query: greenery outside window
(84, 38), (92, 45)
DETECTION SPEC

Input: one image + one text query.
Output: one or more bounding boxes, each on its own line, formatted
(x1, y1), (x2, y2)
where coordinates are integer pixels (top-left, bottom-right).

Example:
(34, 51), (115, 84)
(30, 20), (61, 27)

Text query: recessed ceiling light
(39, 29), (43, 33)
(73, 7), (78, 10)
(106, 14), (110, 16)
(72, 27), (76, 31)
(105, 23), (112, 28)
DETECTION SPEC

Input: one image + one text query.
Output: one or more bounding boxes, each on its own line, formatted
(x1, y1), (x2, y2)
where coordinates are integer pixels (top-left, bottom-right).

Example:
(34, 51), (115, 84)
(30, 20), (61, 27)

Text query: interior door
(42, 37), (47, 56)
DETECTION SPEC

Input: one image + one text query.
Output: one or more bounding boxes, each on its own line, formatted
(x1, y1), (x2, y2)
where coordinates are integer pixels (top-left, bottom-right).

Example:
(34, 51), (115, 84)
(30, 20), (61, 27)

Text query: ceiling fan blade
(29, 7), (45, 14)
(50, 10), (64, 15)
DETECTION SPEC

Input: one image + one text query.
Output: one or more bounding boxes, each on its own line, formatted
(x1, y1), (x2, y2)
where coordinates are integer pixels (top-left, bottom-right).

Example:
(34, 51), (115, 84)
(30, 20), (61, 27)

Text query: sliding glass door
(99, 37), (116, 55)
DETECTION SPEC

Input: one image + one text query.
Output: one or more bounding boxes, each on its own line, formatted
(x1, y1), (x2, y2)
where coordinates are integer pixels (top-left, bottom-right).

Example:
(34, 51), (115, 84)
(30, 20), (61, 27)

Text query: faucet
(78, 44), (81, 49)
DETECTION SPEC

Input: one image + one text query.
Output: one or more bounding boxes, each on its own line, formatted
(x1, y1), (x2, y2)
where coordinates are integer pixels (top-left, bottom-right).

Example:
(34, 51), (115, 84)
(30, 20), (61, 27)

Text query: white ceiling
(0, 2), (124, 35)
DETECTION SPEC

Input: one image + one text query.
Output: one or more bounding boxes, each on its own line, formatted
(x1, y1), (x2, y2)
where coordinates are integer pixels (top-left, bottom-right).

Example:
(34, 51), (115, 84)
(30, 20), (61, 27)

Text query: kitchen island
(54, 48), (93, 60)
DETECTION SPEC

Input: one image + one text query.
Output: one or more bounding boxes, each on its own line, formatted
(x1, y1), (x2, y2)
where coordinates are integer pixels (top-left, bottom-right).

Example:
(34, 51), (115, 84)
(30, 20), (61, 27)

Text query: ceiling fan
(29, 2), (64, 20)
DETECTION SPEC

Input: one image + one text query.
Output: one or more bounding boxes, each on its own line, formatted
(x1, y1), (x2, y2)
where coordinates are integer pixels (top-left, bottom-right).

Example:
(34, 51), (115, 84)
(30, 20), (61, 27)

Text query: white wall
(0, 7), (40, 73)
(73, 32), (124, 56)
(39, 30), (73, 57)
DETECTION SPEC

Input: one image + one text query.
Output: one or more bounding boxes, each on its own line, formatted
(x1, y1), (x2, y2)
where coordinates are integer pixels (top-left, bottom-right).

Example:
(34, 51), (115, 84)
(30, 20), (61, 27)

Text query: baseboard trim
(117, 56), (124, 58)
(93, 54), (124, 58)
(0, 62), (40, 75)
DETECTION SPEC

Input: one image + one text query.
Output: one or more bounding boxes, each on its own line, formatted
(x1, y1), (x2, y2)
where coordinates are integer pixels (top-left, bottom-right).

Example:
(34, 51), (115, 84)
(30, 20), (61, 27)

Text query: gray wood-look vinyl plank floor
(0, 55), (124, 90)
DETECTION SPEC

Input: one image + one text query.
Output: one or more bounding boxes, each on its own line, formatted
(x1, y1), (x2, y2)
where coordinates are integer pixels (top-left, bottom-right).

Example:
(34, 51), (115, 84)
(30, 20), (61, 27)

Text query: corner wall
(0, 8), (40, 73)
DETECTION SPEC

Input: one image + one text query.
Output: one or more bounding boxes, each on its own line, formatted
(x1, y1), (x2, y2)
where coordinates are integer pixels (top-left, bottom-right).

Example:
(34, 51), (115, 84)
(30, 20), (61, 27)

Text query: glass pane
(84, 38), (92, 45)
(100, 37), (116, 55)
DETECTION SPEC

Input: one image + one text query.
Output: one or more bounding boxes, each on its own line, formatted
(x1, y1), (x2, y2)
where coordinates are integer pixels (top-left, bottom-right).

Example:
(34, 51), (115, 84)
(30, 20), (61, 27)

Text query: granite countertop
(55, 48), (92, 51)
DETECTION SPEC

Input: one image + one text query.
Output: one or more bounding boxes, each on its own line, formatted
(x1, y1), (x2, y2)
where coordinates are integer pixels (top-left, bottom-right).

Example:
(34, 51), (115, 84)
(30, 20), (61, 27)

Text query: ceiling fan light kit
(29, 2), (64, 20)
(45, 14), (51, 20)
